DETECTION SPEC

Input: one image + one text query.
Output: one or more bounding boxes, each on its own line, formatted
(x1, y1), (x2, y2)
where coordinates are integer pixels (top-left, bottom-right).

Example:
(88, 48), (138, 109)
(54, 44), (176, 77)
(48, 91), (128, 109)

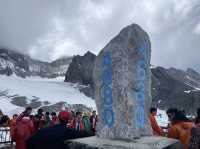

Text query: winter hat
(58, 111), (70, 122)
(83, 112), (90, 117)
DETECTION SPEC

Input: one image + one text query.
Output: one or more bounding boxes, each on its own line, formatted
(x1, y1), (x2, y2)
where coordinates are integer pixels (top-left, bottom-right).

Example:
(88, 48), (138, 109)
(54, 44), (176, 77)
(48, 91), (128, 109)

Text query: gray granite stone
(65, 136), (182, 149)
(93, 24), (153, 140)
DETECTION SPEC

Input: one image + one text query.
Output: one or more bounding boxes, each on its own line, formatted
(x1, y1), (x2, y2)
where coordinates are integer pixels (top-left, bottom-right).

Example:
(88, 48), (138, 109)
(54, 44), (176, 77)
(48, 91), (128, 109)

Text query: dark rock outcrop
(65, 51), (96, 98)
(65, 51), (96, 85)
(152, 67), (200, 114)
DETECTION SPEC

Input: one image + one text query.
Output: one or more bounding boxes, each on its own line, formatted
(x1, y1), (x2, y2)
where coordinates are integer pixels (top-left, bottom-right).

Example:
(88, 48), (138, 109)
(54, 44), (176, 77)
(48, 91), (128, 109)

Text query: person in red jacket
(15, 116), (35, 149)
(10, 114), (18, 141)
(50, 112), (59, 126)
(149, 107), (164, 136)
(33, 108), (46, 130)
(16, 107), (32, 123)
(70, 111), (84, 132)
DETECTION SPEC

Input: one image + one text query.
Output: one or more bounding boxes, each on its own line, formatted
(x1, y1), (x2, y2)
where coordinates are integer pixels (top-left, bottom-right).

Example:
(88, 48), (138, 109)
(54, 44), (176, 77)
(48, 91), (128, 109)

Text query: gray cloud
(0, 0), (200, 71)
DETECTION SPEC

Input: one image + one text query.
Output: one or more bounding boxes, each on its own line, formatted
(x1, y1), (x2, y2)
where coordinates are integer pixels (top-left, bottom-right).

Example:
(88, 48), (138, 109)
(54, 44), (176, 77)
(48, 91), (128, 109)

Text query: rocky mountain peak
(0, 49), (72, 78)
(84, 51), (95, 57)
(186, 68), (200, 82)
(64, 51), (96, 85)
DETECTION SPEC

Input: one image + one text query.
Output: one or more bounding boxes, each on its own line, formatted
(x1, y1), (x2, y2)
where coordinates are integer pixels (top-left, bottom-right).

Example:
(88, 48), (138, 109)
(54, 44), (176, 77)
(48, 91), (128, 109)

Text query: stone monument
(65, 24), (182, 149)
(93, 24), (152, 139)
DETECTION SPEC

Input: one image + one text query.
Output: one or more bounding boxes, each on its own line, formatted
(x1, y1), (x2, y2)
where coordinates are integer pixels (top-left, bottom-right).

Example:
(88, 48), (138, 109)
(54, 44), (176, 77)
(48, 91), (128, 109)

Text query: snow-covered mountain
(151, 67), (200, 114)
(65, 52), (200, 115)
(0, 49), (72, 78)
(0, 75), (96, 117)
(0, 49), (97, 117)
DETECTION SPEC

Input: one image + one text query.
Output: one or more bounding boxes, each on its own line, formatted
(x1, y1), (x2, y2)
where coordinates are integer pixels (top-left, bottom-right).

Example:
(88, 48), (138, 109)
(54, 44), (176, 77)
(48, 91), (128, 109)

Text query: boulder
(93, 24), (152, 139)
(65, 51), (96, 85)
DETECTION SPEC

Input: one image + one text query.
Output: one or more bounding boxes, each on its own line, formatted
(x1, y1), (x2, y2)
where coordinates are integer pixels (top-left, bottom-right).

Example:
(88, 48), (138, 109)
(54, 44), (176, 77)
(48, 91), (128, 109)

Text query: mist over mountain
(0, 48), (72, 78)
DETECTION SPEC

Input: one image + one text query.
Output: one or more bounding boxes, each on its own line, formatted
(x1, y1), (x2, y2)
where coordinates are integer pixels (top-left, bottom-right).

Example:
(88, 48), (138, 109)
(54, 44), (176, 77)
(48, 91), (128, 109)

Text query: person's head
(195, 108), (200, 124)
(45, 112), (50, 116)
(58, 111), (70, 123)
(13, 114), (18, 119)
(150, 107), (157, 116)
(71, 111), (75, 118)
(166, 108), (178, 121)
(0, 115), (10, 125)
(197, 108), (200, 117)
(29, 115), (34, 119)
(0, 109), (3, 116)
(37, 108), (44, 115)
(172, 110), (189, 123)
(76, 111), (83, 121)
(34, 114), (40, 121)
(25, 107), (32, 116)
(83, 112), (89, 118)
(51, 112), (57, 117)
(92, 111), (96, 116)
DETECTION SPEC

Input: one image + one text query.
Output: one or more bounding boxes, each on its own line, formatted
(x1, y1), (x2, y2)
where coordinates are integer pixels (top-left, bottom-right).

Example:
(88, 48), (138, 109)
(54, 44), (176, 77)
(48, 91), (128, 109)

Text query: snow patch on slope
(0, 75), (96, 116)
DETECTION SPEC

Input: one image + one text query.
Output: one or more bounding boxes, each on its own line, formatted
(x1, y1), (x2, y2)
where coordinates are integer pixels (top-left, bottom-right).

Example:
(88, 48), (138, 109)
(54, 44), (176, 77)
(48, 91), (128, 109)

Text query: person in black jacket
(26, 110), (85, 149)
(189, 108), (200, 149)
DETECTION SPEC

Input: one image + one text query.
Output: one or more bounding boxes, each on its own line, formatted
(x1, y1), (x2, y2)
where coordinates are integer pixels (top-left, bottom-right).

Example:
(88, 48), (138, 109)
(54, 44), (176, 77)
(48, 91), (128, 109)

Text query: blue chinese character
(135, 106), (145, 129)
(137, 68), (145, 81)
(137, 60), (146, 69)
(101, 85), (113, 105)
(103, 108), (115, 128)
(136, 81), (145, 92)
(102, 69), (112, 85)
(135, 91), (145, 105)
(102, 52), (111, 66)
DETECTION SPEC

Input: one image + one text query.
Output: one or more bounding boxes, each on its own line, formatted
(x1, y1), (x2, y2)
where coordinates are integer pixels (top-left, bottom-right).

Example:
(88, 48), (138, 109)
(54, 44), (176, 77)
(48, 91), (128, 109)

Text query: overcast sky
(0, 0), (200, 71)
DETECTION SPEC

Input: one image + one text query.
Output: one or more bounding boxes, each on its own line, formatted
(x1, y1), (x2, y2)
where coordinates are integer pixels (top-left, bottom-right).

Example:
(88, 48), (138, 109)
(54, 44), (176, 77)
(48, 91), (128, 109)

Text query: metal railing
(0, 127), (12, 144)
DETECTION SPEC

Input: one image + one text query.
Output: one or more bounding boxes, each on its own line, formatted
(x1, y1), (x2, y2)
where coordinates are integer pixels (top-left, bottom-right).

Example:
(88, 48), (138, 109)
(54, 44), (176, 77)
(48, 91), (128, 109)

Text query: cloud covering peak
(0, 0), (200, 71)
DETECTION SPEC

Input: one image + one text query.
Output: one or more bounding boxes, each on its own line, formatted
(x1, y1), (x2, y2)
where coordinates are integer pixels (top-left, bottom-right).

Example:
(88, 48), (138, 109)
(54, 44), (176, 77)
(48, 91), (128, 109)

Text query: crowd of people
(149, 107), (200, 149)
(0, 108), (98, 149)
(0, 107), (200, 149)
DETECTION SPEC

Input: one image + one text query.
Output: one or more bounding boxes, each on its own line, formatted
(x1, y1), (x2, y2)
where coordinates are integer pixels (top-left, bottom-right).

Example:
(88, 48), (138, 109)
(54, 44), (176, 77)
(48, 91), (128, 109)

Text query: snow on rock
(0, 75), (169, 126)
(184, 90), (191, 94)
(184, 88), (200, 94)
(0, 75), (96, 116)
(0, 58), (14, 70)
(0, 97), (24, 117)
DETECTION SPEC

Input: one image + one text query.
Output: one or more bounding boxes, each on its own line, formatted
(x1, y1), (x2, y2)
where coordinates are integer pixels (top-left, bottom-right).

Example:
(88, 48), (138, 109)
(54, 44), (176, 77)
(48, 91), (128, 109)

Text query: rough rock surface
(65, 51), (96, 85)
(65, 136), (182, 149)
(65, 51), (96, 98)
(93, 24), (153, 140)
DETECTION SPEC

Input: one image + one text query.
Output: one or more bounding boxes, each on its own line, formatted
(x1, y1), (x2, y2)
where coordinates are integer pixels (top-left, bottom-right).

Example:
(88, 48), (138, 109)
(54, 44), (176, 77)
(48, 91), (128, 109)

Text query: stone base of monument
(64, 136), (182, 149)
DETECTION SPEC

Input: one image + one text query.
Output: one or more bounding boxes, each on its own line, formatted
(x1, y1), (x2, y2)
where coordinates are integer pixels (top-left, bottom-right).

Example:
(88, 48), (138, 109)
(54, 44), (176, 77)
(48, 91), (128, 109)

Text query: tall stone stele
(93, 24), (153, 140)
